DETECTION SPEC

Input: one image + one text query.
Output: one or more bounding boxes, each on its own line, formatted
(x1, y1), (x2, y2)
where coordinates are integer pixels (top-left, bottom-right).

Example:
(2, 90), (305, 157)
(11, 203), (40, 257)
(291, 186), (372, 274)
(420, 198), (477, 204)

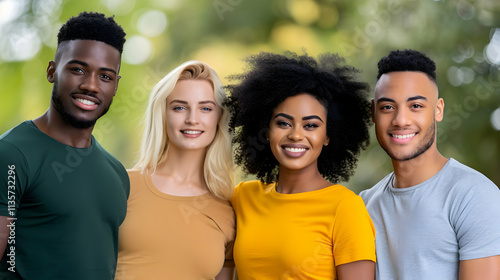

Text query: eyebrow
(67, 60), (117, 75)
(169, 99), (217, 106)
(376, 95), (428, 103)
(273, 113), (324, 123)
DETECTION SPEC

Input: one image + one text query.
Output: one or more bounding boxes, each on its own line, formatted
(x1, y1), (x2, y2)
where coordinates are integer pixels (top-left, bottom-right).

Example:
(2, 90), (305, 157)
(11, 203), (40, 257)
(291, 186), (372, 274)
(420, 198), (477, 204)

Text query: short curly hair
(226, 51), (372, 184)
(57, 11), (126, 53)
(377, 49), (436, 83)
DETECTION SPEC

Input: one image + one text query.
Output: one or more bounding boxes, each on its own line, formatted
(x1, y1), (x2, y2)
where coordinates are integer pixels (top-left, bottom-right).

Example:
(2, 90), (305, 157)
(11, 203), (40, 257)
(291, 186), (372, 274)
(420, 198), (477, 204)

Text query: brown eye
(277, 121), (291, 127)
(304, 123), (318, 129)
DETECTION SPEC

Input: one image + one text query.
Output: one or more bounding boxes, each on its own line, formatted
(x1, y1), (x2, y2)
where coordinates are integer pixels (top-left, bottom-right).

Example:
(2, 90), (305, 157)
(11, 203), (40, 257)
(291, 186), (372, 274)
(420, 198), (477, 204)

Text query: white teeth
(183, 130), (202, 135)
(76, 98), (96, 105)
(284, 147), (307, 153)
(392, 133), (416, 139)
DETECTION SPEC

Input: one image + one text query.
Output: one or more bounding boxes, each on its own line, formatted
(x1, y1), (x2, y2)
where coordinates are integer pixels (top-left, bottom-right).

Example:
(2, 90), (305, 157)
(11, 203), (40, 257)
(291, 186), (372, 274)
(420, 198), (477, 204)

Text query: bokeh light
(0, 0), (29, 25)
(485, 28), (500, 65)
(137, 10), (167, 37)
(456, 0), (475, 20)
(122, 35), (152, 65)
(0, 21), (42, 62)
(102, 0), (136, 15)
(491, 107), (500, 131)
(447, 66), (475, 86)
(287, 0), (320, 26)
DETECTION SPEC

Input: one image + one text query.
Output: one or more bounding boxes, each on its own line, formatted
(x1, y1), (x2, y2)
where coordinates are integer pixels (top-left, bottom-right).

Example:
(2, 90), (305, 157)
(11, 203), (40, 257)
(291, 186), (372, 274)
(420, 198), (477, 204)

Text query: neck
(155, 146), (206, 184)
(277, 165), (330, 194)
(391, 147), (448, 188)
(151, 146), (208, 196)
(33, 109), (94, 148)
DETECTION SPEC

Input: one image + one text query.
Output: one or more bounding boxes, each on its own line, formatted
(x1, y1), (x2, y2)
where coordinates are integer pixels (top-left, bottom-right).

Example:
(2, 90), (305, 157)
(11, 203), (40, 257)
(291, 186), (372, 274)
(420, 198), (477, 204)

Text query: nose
(287, 126), (304, 141)
(185, 109), (199, 124)
(80, 74), (99, 93)
(392, 108), (411, 127)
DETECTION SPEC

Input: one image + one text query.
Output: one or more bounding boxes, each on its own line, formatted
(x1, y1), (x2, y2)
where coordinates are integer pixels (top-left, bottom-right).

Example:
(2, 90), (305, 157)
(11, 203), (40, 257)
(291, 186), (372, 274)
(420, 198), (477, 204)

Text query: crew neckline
(26, 120), (95, 150)
(389, 158), (453, 193)
(269, 181), (342, 199)
(142, 171), (212, 200)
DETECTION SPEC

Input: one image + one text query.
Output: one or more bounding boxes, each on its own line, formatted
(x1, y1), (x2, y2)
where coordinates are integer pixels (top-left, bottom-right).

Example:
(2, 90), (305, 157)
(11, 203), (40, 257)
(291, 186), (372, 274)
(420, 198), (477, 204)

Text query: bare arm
(459, 256), (500, 280)
(0, 216), (10, 257)
(215, 267), (235, 280)
(336, 260), (375, 280)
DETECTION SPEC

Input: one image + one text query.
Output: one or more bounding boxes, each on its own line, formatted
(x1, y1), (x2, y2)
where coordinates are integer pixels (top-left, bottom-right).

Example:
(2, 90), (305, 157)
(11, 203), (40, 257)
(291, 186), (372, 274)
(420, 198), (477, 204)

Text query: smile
(73, 96), (99, 111)
(284, 147), (307, 153)
(391, 133), (416, 139)
(281, 145), (309, 158)
(181, 130), (203, 135)
(75, 98), (96, 106)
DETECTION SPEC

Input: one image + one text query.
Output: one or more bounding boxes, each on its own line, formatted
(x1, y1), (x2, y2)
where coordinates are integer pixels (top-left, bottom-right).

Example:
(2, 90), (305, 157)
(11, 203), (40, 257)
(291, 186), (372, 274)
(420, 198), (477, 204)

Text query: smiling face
(372, 71), (444, 162)
(165, 79), (221, 152)
(47, 40), (121, 129)
(268, 93), (329, 173)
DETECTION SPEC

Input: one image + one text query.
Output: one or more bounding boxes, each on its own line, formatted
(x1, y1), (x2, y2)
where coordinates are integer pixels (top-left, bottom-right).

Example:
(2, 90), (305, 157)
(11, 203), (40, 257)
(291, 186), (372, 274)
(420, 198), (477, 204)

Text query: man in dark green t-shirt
(0, 12), (130, 279)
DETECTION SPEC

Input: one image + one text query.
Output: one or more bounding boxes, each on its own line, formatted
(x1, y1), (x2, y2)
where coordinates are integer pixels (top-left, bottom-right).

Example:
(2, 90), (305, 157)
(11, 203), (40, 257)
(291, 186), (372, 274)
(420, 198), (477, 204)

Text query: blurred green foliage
(1, 0), (499, 191)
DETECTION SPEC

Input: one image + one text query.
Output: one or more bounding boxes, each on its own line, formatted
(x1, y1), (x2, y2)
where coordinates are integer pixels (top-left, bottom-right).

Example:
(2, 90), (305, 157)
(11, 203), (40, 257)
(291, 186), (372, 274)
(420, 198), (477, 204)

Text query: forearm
(459, 256), (500, 280)
(336, 260), (375, 280)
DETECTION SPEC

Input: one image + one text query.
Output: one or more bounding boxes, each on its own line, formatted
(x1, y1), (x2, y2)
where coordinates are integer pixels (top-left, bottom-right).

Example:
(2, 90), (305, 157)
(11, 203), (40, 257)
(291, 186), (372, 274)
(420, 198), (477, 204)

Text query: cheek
(267, 128), (280, 154)
(206, 114), (220, 131)
(268, 142), (281, 162)
(313, 127), (328, 145)
(165, 113), (180, 134)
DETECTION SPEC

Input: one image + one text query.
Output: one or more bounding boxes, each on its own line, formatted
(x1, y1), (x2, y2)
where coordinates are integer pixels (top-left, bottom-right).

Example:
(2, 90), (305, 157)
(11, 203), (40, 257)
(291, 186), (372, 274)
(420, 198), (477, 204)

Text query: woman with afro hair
(227, 51), (376, 280)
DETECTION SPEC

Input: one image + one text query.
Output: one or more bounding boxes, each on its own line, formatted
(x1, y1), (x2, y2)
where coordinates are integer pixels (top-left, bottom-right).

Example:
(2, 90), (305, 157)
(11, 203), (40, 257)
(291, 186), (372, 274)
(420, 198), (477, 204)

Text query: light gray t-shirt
(360, 158), (500, 280)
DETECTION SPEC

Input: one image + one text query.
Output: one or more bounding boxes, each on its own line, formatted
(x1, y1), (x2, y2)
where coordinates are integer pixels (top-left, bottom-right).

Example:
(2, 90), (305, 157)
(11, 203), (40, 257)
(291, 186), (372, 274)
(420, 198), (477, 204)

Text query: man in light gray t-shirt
(360, 49), (500, 280)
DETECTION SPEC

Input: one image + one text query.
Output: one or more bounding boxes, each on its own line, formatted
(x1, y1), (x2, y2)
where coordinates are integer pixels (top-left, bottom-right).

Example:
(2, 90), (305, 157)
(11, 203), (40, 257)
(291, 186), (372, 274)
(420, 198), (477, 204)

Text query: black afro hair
(377, 49), (436, 83)
(226, 51), (372, 184)
(57, 11), (126, 53)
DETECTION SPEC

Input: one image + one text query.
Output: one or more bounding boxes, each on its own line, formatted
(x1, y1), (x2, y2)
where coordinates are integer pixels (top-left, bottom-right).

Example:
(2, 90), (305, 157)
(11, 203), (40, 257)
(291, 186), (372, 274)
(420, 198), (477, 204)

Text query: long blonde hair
(134, 61), (234, 200)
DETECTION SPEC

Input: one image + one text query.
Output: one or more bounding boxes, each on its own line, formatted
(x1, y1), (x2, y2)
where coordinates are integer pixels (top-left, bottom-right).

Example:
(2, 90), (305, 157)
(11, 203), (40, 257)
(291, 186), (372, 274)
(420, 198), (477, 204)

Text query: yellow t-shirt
(116, 170), (235, 280)
(232, 180), (376, 280)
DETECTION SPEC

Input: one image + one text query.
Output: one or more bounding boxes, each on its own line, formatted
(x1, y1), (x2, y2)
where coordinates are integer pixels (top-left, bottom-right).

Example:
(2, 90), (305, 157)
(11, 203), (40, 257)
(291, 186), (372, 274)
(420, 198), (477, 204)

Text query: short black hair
(226, 51), (371, 184)
(57, 11), (126, 53)
(377, 49), (436, 83)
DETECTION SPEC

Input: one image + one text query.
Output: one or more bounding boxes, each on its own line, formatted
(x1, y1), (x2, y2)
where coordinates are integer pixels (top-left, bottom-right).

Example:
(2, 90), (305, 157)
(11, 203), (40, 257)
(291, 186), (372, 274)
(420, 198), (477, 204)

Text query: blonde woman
(116, 61), (235, 280)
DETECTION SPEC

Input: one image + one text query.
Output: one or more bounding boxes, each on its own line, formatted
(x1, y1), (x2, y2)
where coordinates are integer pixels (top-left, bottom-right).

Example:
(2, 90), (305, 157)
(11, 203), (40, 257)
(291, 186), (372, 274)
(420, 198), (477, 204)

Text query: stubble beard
(380, 120), (436, 162)
(51, 82), (111, 129)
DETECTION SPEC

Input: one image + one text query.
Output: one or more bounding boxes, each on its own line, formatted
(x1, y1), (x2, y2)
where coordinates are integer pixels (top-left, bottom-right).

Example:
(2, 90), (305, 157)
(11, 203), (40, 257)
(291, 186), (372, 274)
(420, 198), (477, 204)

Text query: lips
(389, 132), (417, 144)
(281, 145), (309, 158)
(181, 130), (203, 138)
(72, 93), (100, 111)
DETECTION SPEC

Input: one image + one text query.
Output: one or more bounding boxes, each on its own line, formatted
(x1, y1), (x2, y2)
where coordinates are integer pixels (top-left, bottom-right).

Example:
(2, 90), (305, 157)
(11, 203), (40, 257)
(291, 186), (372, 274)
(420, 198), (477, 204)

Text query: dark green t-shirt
(0, 121), (129, 279)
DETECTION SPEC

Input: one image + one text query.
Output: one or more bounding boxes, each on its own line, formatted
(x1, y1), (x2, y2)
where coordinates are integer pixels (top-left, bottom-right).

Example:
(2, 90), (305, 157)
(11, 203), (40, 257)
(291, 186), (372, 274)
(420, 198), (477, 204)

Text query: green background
(1, 0), (499, 192)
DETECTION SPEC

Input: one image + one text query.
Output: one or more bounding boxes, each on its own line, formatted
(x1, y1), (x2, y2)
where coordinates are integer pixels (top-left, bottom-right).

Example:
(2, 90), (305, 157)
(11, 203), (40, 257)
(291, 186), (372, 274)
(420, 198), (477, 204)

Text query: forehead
(168, 79), (215, 101)
(57, 40), (121, 70)
(273, 93), (326, 117)
(374, 71), (438, 102)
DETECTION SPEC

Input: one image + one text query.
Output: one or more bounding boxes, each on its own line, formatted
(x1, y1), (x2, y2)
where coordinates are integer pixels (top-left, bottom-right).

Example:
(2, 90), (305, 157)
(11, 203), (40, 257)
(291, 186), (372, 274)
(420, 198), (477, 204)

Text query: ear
(324, 136), (330, 147)
(47, 61), (56, 83)
(435, 97), (444, 122)
(114, 75), (121, 96)
(371, 98), (376, 123)
(265, 131), (269, 141)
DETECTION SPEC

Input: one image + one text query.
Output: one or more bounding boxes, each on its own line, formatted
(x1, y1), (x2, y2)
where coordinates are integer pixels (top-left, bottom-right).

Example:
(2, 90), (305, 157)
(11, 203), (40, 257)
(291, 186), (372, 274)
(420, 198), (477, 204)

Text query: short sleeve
(230, 181), (242, 209)
(0, 140), (29, 217)
(453, 182), (500, 260)
(332, 194), (376, 266)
